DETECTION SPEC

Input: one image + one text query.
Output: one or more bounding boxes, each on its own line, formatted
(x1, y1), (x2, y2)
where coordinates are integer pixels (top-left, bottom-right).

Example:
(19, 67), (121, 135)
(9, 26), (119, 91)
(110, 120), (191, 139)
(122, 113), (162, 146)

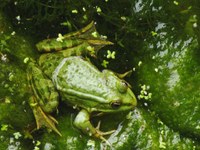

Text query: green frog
(27, 21), (137, 142)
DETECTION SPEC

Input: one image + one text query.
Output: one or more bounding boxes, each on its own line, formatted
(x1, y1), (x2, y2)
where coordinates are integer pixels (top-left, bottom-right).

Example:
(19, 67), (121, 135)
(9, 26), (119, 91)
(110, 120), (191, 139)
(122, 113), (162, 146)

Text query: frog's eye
(118, 81), (128, 93)
(111, 101), (121, 109)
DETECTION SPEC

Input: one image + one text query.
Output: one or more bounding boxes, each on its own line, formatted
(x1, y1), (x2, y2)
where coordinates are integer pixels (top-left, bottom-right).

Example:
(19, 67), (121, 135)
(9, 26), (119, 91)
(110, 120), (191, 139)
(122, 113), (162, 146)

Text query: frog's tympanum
(27, 21), (137, 142)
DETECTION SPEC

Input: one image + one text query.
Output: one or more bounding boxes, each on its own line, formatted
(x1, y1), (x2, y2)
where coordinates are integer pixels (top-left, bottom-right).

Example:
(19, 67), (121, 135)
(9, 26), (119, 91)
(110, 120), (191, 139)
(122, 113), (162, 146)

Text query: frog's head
(92, 70), (137, 113)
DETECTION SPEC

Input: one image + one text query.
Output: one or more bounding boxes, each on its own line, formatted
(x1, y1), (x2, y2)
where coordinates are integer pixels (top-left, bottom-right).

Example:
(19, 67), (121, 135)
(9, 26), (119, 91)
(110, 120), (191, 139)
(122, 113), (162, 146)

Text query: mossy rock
(134, 21), (200, 139)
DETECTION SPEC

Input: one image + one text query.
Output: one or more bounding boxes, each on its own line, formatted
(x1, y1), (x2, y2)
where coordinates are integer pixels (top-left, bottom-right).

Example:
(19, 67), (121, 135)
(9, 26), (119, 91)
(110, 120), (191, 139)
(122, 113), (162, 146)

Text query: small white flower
(72, 9), (78, 14)
(96, 6), (102, 13)
(56, 33), (64, 42)
(23, 57), (30, 64)
(11, 31), (16, 36)
(91, 31), (98, 38)
(193, 22), (197, 28)
(82, 7), (86, 12)
(13, 132), (22, 139)
(121, 16), (126, 21)
(16, 15), (21, 21)
(138, 61), (142, 66)
(155, 68), (159, 72)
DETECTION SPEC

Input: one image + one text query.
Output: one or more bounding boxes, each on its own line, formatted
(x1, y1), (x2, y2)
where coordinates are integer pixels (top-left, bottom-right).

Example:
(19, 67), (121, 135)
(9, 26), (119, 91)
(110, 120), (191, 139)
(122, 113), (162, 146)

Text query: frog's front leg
(27, 61), (61, 136)
(74, 109), (115, 143)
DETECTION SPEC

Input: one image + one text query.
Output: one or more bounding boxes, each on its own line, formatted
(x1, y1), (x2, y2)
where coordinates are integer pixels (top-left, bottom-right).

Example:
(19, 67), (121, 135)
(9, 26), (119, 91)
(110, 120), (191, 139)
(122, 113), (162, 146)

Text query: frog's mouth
(87, 96), (137, 113)
(89, 104), (136, 113)
(101, 90), (137, 112)
(60, 87), (137, 113)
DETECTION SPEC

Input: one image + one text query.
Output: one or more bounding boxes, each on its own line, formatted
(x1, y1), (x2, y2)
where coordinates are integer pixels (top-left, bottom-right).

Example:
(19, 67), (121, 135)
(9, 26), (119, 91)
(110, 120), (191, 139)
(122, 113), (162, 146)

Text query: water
(1, 0), (200, 149)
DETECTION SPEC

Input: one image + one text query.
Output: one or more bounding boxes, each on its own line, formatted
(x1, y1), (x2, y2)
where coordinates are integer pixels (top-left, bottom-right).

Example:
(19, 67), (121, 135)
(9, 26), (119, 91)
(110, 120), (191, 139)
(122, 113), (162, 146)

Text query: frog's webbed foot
(94, 121), (115, 145)
(74, 109), (115, 145)
(30, 97), (62, 136)
(95, 121), (115, 136)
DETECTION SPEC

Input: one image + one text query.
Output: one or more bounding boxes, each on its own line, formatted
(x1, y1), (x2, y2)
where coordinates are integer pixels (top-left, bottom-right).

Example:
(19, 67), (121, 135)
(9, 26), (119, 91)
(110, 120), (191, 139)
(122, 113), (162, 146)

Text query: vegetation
(1, 0), (200, 149)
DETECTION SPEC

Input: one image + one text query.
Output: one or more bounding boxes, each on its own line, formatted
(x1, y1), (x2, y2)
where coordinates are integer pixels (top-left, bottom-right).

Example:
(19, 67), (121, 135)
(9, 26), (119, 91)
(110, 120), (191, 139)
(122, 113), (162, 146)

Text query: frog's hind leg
(29, 97), (61, 136)
(27, 61), (61, 136)
(36, 21), (113, 57)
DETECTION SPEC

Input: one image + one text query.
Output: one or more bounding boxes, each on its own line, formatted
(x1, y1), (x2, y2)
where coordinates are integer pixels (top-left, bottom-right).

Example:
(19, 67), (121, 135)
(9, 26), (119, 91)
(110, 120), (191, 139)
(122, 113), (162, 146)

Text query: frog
(26, 21), (137, 142)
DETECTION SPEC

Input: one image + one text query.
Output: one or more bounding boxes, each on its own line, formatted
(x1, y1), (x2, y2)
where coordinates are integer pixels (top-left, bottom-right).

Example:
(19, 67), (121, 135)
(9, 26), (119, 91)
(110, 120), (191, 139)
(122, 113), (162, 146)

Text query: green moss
(133, 4), (200, 140)
(1, 1), (200, 149)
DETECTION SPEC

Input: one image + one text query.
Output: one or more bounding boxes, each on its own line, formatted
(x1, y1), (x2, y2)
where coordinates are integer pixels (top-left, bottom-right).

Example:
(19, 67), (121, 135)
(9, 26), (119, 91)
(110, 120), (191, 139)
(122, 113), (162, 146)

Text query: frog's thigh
(27, 62), (59, 113)
(74, 109), (97, 136)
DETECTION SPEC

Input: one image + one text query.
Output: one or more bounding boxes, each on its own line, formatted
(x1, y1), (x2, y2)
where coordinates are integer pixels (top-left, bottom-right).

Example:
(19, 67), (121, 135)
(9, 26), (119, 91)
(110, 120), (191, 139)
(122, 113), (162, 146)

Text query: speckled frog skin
(27, 22), (137, 142)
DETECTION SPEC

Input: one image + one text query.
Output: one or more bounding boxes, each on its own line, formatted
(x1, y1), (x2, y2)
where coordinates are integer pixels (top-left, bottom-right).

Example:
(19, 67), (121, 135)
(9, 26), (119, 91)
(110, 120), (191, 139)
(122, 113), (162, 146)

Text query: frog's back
(52, 56), (101, 89)
(51, 56), (111, 107)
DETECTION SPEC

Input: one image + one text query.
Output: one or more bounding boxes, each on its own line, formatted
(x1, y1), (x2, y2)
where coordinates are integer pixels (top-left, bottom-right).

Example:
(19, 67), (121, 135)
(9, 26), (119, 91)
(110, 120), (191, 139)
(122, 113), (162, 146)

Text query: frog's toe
(95, 121), (115, 136)
(31, 101), (62, 136)
(37, 109), (61, 136)
(48, 114), (59, 124)
(95, 128), (115, 137)
(94, 129), (114, 146)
